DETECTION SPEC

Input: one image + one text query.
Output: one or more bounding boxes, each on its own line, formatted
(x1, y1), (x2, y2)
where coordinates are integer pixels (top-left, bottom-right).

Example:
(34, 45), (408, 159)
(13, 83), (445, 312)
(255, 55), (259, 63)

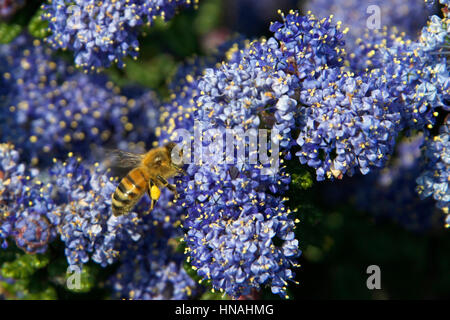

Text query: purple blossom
(0, 35), (159, 164)
(41, 0), (198, 69)
(416, 117), (450, 227)
(296, 68), (401, 180)
(0, 143), (56, 253)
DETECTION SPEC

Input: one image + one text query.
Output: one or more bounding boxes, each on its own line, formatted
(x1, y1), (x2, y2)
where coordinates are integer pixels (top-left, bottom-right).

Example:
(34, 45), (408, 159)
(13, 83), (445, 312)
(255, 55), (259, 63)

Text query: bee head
(144, 142), (185, 178)
(164, 142), (185, 175)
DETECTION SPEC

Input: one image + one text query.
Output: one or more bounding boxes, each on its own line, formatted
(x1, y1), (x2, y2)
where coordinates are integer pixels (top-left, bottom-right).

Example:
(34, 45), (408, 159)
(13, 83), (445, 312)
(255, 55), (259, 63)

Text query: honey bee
(109, 142), (185, 216)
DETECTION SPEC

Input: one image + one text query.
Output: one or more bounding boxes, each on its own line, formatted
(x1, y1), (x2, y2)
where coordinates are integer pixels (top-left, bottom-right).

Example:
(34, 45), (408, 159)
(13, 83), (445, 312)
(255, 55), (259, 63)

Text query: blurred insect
(109, 142), (185, 216)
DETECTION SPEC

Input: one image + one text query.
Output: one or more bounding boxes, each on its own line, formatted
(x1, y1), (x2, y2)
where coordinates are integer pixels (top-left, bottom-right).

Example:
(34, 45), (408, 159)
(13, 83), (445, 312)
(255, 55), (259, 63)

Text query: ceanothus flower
(420, 14), (449, 51)
(306, 2), (448, 135)
(295, 67), (401, 181)
(48, 156), (143, 266)
(346, 26), (405, 72)
(305, 0), (433, 52)
(269, 10), (347, 78)
(416, 117), (450, 227)
(13, 211), (53, 254)
(185, 205), (299, 298)
(359, 13), (449, 132)
(110, 222), (198, 300)
(155, 13), (311, 298)
(48, 152), (190, 276)
(425, 0), (450, 7)
(0, 143), (56, 253)
(41, 0), (198, 70)
(196, 38), (298, 149)
(156, 10), (360, 297)
(47, 153), (195, 298)
(0, 35), (159, 164)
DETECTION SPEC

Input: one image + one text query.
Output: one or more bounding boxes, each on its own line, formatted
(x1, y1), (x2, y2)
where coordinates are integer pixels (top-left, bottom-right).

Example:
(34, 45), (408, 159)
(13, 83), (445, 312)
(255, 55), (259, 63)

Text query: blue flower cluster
(263, 11), (405, 181)
(416, 117), (450, 227)
(425, 0), (450, 7)
(47, 154), (194, 299)
(155, 8), (448, 296)
(268, 12), (404, 180)
(0, 143), (56, 253)
(157, 13), (341, 298)
(0, 35), (159, 164)
(41, 0), (198, 69)
(296, 68), (401, 180)
(185, 208), (298, 297)
(110, 223), (197, 300)
(269, 11), (346, 77)
(353, 11), (449, 132)
(305, 0), (433, 52)
(48, 157), (143, 266)
(0, 0), (449, 300)
(177, 150), (297, 298)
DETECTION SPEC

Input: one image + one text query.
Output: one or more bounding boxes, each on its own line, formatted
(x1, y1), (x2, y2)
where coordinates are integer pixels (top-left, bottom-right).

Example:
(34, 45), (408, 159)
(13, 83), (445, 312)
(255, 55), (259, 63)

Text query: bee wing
(104, 149), (145, 178)
(105, 149), (145, 170)
(108, 149), (144, 168)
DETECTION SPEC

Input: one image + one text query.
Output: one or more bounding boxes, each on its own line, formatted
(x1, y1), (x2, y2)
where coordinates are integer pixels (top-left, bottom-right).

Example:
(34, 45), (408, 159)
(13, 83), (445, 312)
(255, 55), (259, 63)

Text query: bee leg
(156, 175), (168, 185)
(168, 184), (179, 199)
(174, 165), (187, 176)
(144, 180), (161, 215)
(156, 175), (178, 199)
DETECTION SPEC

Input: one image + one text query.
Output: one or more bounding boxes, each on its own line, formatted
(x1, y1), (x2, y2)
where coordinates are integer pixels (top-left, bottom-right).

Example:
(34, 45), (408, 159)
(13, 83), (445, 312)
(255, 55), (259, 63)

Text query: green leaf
(199, 290), (230, 300)
(194, 0), (222, 35)
(1, 253), (50, 279)
(64, 265), (97, 293)
(0, 278), (57, 300)
(28, 9), (50, 39)
(0, 23), (22, 44)
(127, 54), (177, 88)
(183, 261), (203, 284)
(291, 169), (314, 190)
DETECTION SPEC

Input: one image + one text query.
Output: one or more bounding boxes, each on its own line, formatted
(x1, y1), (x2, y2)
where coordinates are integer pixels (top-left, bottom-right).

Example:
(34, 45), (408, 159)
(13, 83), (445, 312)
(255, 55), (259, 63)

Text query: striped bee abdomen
(112, 167), (148, 216)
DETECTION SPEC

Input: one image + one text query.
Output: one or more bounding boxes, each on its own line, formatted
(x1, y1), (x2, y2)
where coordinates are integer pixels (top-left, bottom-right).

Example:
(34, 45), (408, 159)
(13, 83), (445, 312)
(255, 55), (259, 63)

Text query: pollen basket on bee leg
(150, 185), (161, 200)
